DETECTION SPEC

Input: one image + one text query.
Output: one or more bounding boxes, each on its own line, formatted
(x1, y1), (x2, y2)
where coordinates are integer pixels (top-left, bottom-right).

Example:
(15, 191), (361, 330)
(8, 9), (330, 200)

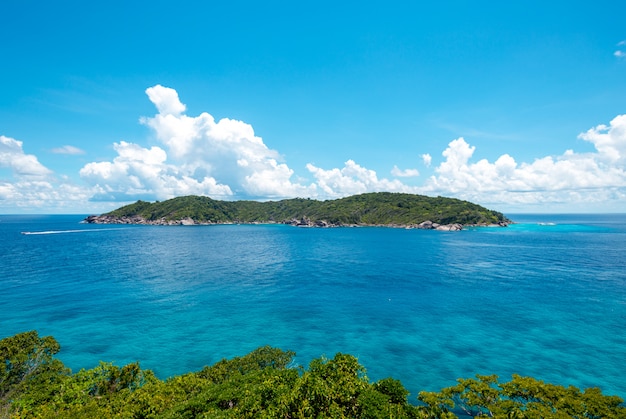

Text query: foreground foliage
(2, 331), (623, 418)
(102, 192), (510, 226)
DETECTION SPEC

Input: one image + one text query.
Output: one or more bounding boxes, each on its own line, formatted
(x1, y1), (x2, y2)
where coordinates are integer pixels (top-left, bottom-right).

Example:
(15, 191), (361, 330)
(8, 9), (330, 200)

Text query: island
(84, 192), (511, 230)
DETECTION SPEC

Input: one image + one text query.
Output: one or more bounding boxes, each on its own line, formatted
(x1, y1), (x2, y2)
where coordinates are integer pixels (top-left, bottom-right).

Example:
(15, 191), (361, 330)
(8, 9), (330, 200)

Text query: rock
(417, 220), (433, 229)
(435, 223), (463, 231)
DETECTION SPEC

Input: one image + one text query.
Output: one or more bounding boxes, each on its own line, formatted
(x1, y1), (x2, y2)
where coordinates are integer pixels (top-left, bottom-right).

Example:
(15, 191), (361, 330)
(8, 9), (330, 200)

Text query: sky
(1, 1), (626, 214)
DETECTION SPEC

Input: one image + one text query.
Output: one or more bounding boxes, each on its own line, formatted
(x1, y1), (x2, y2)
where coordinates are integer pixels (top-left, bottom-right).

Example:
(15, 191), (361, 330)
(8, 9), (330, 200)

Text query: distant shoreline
(84, 214), (511, 231)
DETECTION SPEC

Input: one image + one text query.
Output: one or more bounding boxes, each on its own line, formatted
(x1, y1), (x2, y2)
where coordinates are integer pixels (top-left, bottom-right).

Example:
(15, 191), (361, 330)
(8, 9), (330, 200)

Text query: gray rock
(435, 223), (463, 231)
(417, 220), (433, 229)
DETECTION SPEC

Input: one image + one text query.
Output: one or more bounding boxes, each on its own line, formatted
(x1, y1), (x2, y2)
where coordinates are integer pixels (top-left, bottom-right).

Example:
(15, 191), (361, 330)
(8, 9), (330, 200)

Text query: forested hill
(86, 193), (511, 228)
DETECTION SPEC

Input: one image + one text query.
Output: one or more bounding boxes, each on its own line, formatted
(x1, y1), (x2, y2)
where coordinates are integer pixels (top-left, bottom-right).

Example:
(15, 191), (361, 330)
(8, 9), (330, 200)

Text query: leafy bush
(102, 192), (511, 226)
(2, 331), (622, 418)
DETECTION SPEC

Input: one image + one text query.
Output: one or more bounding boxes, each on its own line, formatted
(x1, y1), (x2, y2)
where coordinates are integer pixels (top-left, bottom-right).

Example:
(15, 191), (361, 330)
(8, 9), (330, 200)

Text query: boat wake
(21, 228), (124, 235)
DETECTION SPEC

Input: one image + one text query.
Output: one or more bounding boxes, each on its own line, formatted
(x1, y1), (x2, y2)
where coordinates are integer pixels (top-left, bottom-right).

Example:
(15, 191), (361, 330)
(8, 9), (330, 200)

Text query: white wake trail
(21, 228), (124, 235)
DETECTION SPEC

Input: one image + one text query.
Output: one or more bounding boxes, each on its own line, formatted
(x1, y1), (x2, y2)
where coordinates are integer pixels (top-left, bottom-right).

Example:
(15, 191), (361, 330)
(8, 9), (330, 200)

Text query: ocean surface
(1, 214), (625, 401)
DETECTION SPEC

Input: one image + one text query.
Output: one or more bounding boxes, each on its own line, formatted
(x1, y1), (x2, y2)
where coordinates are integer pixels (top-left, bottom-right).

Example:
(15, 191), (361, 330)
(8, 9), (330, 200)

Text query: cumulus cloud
(420, 117), (626, 209)
(79, 85), (315, 201)
(0, 179), (94, 212)
(79, 83), (430, 201)
(5, 84), (626, 213)
(306, 160), (419, 198)
(391, 165), (419, 177)
(145, 85), (186, 116)
(78, 86), (626, 211)
(80, 81), (428, 201)
(51, 145), (85, 155)
(0, 135), (98, 212)
(578, 114), (626, 162)
(80, 141), (233, 201)
(0, 135), (52, 178)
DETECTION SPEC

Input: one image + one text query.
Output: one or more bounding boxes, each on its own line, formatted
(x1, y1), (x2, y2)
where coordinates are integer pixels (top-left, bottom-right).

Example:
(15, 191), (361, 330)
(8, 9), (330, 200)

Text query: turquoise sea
(1, 214), (625, 401)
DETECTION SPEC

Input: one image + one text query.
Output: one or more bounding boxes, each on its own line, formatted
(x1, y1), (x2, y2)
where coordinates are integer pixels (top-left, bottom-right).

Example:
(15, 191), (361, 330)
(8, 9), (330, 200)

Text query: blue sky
(1, 1), (625, 214)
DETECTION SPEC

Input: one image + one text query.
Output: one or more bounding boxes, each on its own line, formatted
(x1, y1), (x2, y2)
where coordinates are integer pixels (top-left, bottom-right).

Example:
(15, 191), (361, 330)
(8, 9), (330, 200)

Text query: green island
(85, 192), (511, 230)
(2, 331), (624, 418)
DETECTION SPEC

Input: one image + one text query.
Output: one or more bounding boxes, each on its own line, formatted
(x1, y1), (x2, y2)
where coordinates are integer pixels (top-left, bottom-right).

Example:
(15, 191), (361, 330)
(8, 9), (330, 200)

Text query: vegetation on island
(3, 331), (624, 418)
(94, 192), (510, 226)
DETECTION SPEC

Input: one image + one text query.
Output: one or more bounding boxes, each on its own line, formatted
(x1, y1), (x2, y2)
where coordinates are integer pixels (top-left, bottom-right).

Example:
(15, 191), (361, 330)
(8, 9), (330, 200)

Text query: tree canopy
(89, 192), (511, 227)
(2, 331), (623, 418)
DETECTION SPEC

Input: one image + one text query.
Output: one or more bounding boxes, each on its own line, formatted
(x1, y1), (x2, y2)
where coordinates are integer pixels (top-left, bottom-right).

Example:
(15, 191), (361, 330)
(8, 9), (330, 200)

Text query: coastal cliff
(85, 192), (511, 230)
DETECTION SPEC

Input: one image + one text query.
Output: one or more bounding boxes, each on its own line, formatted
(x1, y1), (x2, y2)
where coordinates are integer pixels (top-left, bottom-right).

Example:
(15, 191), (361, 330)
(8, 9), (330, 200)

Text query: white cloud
(391, 165), (419, 177)
(80, 85), (441, 203)
(0, 135), (53, 178)
(420, 118), (626, 210)
(0, 179), (94, 212)
(80, 85), (314, 201)
(306, 159), (419, 198)
(145, 84), (186, 116)
(51, 145), (85, 155)
(578, 114), (626, 162)
(73, 103), (626, 211)
(0, 136), (101, 212)
(79, 141), (233, 201)
(4, 85), (626, 213)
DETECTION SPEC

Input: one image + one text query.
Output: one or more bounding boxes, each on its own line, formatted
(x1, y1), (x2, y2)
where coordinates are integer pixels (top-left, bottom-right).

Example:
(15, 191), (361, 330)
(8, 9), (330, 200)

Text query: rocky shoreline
(83, 214), (509, 231)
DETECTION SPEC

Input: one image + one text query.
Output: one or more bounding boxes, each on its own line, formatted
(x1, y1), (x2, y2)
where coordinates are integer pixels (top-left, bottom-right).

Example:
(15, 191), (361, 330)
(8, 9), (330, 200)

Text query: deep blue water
(1, 214), (625, 401)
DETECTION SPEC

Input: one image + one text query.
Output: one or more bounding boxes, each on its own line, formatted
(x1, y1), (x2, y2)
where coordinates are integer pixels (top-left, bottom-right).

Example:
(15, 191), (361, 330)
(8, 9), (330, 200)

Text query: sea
(1, 213), (625, 402)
